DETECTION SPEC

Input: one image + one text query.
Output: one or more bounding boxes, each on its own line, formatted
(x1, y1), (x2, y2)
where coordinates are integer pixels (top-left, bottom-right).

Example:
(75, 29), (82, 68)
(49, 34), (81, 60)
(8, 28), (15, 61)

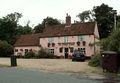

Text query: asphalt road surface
(0, 67), (119, 83)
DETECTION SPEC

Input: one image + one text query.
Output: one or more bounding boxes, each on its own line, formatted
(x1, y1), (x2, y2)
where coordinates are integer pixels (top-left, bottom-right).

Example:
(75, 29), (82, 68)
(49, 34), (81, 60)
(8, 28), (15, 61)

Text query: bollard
(11, 55), (17, 67)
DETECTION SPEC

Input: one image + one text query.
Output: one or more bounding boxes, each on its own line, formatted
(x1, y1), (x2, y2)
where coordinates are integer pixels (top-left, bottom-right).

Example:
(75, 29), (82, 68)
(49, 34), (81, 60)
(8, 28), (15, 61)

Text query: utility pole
(114, 10), (117, 30)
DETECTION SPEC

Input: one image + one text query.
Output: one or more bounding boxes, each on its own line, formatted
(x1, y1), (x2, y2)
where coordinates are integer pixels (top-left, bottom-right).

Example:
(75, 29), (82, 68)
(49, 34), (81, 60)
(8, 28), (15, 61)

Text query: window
(48, 49), (54, 55)
(25, 49), (28, 53)
(78, 36), (85, 41)
(48, 37), (54, 43)
(78, 48), (86, 54)
(70, 47), (74, 53)
(15, 49), (18, 52)
(59, 48), (63, 53)
(64, 36), (68, 43)
(20, 49), (23, 51)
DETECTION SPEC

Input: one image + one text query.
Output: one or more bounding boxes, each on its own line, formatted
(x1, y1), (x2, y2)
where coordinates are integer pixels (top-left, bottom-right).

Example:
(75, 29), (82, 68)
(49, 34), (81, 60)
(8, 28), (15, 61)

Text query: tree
(34, 17), (61, 33)
(101, 27), (120, 52)
(42, 17), (61, 27)
(0, 12), (22, 45)
(33, 24), (44, 33)
(0, 40), (13, 57)
(77, 10), (94, 23)
(93, 3), (117, 38)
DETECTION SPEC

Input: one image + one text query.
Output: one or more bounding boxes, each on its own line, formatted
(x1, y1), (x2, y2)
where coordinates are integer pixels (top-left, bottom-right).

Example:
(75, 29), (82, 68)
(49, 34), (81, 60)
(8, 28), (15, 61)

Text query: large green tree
(93, 3), (117, 38)
(16, 21), (33, 35)
(77, 10), (94, 23)
(0, 12), (22, 45)
(33, 24), (44, 33)
(34, 17), (61, 33)
(0, 40), (13, 57)
(101, 26), (120, 52)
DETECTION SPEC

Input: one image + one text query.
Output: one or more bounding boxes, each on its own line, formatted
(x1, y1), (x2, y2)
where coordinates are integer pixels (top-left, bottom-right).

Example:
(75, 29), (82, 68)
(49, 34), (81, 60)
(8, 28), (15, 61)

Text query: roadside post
(11, 55), (17, 67)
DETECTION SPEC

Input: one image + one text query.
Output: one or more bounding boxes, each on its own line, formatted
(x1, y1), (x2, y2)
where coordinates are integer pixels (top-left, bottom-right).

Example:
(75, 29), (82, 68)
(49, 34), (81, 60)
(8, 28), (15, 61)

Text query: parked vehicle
(72, 50), (85, 61)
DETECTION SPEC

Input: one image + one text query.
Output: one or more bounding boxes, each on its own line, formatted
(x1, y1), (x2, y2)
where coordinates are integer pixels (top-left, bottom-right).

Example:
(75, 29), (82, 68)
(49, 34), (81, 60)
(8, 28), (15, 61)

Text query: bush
(88, 53), (102, 67)
(100, 28), (120, 52)
(24, 51), (35, 58)
(36, 48), (54, 59)
(0, 40), (13, 57)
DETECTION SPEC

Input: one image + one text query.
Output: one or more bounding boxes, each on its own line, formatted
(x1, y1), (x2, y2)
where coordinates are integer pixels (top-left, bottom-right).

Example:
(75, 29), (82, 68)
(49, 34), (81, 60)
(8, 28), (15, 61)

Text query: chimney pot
(65, 13), (71, 27)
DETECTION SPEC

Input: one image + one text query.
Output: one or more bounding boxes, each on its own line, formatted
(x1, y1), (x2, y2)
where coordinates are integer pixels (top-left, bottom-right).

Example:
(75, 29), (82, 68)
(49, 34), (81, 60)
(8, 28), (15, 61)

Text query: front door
(64, 48), (68, 58)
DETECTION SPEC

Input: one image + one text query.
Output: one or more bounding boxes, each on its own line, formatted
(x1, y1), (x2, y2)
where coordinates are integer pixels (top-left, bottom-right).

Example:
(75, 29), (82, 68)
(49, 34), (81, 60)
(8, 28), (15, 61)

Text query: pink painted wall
(14, 23), (100, 57)
(40, 35), (95, 57)
(14, 46), (40, 56)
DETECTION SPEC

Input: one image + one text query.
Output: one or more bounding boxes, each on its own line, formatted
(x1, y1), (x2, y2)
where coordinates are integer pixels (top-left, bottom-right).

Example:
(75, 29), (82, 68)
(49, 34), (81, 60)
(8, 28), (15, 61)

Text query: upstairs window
(48, 37), (54, 43)
(78, 36), (85, 41)
(64, 36), (68, 43)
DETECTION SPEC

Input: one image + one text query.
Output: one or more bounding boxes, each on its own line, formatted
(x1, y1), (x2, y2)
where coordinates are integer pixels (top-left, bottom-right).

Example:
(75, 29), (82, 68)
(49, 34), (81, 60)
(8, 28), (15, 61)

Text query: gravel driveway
(0, 58), (102, 74)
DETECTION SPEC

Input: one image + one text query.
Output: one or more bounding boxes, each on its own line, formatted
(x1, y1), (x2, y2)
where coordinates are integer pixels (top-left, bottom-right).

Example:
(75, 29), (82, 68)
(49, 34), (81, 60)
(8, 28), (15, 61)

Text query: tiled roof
(40, 22), (95, 38)
(14, 33), (41, 47)
(14, 22), (96, 46)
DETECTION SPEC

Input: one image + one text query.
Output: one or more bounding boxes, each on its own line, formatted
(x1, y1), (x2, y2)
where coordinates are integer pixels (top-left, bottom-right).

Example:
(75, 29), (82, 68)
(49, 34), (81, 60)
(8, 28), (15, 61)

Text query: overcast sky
(0, 0), (120, 27)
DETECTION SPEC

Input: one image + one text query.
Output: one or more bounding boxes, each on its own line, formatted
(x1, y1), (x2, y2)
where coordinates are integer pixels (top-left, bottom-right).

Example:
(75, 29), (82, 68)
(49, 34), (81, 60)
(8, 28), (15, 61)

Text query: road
(0, 67), (120, 83)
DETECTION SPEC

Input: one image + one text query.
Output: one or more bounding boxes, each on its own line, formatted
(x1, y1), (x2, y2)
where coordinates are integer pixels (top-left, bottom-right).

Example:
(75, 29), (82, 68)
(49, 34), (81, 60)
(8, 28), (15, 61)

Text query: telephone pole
(114, 10), (117, 30)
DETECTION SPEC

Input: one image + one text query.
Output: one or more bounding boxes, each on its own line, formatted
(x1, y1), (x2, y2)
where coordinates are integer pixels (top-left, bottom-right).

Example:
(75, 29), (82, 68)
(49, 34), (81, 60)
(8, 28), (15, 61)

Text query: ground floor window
(20, 49), (23, 51)
(48, 49), (54, 55)
(25, 49), (28, 53)
(15, 49), (18, 52)
(59, 47), (63, 53)
(70, 47), (74, 53)
(78, 48), (86, 54)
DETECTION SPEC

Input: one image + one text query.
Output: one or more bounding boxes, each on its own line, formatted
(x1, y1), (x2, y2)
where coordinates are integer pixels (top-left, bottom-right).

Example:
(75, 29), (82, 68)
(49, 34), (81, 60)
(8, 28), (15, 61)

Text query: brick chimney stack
(65, 13), (71, 27)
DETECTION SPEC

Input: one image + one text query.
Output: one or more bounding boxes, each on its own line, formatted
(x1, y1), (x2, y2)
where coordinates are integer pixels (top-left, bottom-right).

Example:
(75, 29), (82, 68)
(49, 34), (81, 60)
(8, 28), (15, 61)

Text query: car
(72, 50), (85, 61)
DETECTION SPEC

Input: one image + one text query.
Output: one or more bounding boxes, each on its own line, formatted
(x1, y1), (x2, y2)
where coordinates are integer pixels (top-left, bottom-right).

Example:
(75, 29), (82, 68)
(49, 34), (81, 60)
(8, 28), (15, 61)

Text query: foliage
(88, 53), (102, 67)
(36, 48), (54, 58)
(77, 10), (94, 23)
(100, 27), (120, 52)
(34, 17), (61, 33)
(33, 24), (44, 33)
(16, 24), (33, 35)
(24, 50), (35, 58)
(0, 12), (22, 45)
(42, 17), (61, 27)
(0, 40), (13, 57)
(93, 3), (116, 38)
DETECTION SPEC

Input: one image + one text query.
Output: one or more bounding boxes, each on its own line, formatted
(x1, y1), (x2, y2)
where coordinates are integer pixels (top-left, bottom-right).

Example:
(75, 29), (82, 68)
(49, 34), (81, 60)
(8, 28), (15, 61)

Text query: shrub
(0, 40), (13, 57)
(46, 53), (54, 59)
(88, 53), (102, 67)
(100, 28), (120, 52)
(36, 48), (54, 59)
(24, 51), (35, 58)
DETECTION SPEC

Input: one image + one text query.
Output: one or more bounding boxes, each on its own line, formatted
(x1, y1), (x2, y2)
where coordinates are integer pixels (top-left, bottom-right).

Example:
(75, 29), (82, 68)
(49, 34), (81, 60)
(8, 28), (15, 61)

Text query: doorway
(64, 48), (68, 58)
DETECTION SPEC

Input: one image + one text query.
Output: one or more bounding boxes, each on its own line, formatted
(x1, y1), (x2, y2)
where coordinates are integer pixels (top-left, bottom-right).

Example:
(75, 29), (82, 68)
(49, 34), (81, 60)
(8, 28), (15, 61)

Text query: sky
(0, 0), (120, 27)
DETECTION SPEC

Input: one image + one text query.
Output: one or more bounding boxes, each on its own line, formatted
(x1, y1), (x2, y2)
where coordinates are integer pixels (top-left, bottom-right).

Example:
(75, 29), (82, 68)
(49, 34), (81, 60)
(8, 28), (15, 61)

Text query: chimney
(65, 13), (71, 27)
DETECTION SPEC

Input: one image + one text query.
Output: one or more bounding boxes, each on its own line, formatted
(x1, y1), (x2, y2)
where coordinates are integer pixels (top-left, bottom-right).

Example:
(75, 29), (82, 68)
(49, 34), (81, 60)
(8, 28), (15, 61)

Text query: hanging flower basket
(48, 43), (50, 47)
(89, 42), (93, 47)
(52, 43), (55, 47)
(77, 41), (80, 46)
(83, 41), (86, 46)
